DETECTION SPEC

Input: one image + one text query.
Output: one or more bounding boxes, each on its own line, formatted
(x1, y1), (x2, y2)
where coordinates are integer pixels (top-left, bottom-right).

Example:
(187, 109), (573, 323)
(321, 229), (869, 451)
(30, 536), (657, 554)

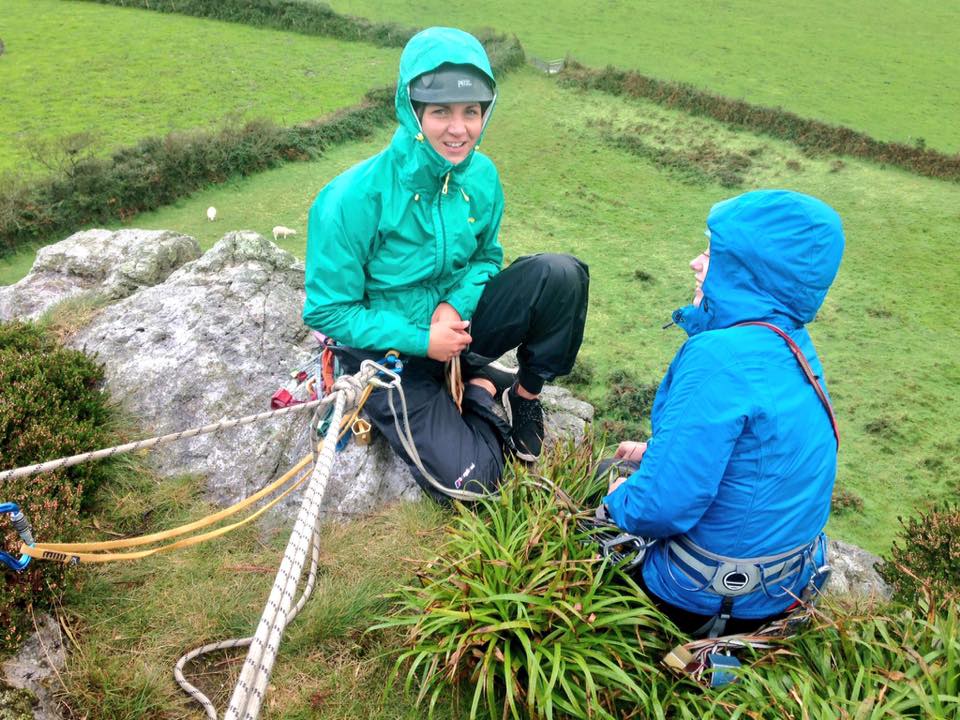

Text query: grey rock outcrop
(69, 231), (313, 505)
(38, 229), (592, 515)
(0, 614), (65, 720)
(826, 538), (891, 600)
(0, 228), (199, 321)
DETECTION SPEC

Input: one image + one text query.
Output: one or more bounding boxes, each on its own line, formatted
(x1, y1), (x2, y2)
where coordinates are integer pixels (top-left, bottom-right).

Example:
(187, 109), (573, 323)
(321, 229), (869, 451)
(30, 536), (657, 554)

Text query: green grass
(0, 0), (399, 177)
(25, 66), (952, 554)
(58, 466), (465, 719)
(327, 0), (960, 153)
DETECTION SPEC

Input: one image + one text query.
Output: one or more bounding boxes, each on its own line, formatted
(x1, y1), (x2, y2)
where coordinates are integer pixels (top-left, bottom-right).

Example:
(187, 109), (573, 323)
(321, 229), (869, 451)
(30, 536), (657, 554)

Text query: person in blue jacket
(600, 189), (844, 637)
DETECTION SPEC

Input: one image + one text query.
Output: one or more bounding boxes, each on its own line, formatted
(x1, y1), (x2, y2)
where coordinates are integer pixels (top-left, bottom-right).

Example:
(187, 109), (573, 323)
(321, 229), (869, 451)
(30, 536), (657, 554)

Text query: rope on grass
(168, 364), (379, 719)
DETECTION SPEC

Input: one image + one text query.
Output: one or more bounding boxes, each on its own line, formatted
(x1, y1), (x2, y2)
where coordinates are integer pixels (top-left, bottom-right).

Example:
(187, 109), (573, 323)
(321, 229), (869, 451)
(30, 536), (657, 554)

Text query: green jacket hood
(394, 27), (497, 187)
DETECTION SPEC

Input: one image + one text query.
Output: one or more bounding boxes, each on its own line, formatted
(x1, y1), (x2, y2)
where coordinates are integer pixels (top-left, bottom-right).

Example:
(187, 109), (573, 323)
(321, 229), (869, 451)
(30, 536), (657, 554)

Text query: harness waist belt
(665, 534), (824, 598)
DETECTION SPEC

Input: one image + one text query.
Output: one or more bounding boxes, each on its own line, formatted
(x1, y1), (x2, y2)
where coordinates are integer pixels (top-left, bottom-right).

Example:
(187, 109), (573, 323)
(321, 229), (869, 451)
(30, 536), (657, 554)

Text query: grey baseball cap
(409, 63), (495, 104)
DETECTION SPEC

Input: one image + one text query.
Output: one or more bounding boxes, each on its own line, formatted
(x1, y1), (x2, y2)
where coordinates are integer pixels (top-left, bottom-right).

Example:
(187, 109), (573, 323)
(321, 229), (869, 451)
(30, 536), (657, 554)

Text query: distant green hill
(328, 0), (960, 153)
(0, 0), (398, 176)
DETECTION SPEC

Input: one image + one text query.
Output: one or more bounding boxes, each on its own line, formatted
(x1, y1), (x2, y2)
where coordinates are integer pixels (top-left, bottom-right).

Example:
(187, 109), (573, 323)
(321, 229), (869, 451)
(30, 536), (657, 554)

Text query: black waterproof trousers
(338, 253), (589, 502)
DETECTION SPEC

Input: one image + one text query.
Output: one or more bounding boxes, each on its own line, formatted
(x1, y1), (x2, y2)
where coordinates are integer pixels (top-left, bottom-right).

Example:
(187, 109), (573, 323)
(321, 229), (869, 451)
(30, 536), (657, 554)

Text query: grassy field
(10, 66), (953, 553)
(328, 0), (960, 153)
(0, 0), (398, 177)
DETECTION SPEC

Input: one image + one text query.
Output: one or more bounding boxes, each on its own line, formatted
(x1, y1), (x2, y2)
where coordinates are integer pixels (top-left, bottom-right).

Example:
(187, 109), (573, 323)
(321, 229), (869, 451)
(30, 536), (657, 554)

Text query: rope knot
(330, 373), (366, 408)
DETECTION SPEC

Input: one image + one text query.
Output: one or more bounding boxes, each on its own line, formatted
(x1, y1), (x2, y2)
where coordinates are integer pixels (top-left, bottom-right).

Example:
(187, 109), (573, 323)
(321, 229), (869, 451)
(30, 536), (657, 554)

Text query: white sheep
(206, 206), (217, 222)
(272, 226), (297, 241)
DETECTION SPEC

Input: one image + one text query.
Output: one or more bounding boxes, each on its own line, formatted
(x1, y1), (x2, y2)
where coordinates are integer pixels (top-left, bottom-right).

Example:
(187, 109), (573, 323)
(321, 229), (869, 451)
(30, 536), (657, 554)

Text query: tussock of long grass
(375, 440), (687, 719)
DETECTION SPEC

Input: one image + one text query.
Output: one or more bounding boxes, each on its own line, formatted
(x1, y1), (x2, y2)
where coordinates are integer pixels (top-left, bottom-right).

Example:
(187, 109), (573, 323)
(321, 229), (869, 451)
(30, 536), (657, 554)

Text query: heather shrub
(0, 321), (115, 650)
(879, 502), (960, 606)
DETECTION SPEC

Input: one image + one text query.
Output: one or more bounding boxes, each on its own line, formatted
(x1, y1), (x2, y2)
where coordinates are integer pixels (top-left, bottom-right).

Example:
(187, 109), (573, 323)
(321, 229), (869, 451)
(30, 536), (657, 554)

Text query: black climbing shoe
(502, 385), (544, 462)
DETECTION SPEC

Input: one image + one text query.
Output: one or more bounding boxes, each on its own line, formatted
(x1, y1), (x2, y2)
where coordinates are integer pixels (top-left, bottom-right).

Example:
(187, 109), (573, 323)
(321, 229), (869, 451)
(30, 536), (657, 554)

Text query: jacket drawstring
(442, 172), (450, 195)
(460, 187), (470, 202)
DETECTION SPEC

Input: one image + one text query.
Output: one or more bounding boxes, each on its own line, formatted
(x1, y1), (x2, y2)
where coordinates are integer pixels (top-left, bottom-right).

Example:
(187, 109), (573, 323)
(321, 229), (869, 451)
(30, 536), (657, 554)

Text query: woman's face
(690, 245), (710, 306)
(419, 102), (483, 164)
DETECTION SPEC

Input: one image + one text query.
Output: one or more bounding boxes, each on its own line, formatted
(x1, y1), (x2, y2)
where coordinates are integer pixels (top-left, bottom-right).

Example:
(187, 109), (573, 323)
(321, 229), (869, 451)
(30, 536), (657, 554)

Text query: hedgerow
(0, 91), (395, 254)
(81, 0), (418, 47)
(560, 62), (960, 183)
(0, 322), (116, 651)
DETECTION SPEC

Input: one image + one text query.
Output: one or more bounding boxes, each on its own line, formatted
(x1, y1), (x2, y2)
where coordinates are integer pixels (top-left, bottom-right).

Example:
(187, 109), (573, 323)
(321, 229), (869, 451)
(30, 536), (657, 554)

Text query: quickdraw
(0, 503), (34, 571)
(576, 516), (654, 572)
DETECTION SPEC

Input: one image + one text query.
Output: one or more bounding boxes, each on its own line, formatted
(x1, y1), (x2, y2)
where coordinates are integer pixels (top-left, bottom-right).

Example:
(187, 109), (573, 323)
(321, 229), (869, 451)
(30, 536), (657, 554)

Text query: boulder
(0, 228), (200, 321)
(69, 231), (313, 505)
(826, 538), (891, 600)
(0, 614), (64, 720)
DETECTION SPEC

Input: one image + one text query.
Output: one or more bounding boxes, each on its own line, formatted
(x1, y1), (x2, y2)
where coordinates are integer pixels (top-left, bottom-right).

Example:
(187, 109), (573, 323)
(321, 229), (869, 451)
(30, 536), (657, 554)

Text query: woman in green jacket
(303, 27), (588, 501)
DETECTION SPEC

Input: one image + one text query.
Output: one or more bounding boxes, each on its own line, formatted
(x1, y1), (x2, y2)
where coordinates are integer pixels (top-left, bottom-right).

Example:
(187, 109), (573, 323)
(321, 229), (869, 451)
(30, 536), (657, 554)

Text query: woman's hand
(614, 441), (647, 462)
(431, 302), (462, 325)
(608, 476), (629, 494)
(427, 319), (471, 361)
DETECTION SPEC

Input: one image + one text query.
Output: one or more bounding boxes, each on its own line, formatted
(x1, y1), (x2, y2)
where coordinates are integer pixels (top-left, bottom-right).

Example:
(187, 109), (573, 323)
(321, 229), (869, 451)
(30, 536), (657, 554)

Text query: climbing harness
(663, 533), (832, 638)
(663, 533), (828, 599)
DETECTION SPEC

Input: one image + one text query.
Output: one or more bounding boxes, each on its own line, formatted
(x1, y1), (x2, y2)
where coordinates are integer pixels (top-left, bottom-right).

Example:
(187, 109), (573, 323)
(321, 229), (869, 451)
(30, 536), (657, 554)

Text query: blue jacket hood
(675, 190), (845, 335)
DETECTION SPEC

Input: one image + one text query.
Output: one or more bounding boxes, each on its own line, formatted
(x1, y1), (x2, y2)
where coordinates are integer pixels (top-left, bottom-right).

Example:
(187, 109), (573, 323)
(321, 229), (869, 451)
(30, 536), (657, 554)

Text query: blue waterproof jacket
(604, 190), (845, 619)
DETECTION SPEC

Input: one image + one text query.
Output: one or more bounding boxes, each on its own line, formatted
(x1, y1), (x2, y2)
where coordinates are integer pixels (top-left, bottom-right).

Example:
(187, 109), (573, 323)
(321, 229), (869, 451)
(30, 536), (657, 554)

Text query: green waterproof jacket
(303, 27), (504, 356)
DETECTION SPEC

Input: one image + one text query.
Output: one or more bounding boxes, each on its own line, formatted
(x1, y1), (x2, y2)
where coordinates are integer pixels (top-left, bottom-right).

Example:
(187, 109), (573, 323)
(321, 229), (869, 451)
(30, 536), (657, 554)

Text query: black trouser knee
(469, 253), (589, 394)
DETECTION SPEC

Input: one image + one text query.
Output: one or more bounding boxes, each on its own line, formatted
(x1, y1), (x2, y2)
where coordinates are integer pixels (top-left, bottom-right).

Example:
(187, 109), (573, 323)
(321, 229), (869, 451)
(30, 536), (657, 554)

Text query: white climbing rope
(0, 399), (327, 484)
(173, 446), (328, 719)
(174, 365), (378, 720)
(225, 389), (345, 720)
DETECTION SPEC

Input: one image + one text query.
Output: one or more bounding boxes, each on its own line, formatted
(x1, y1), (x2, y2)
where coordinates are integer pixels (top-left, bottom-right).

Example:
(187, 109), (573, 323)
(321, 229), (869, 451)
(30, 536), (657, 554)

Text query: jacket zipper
(436, 173), (449, 279)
